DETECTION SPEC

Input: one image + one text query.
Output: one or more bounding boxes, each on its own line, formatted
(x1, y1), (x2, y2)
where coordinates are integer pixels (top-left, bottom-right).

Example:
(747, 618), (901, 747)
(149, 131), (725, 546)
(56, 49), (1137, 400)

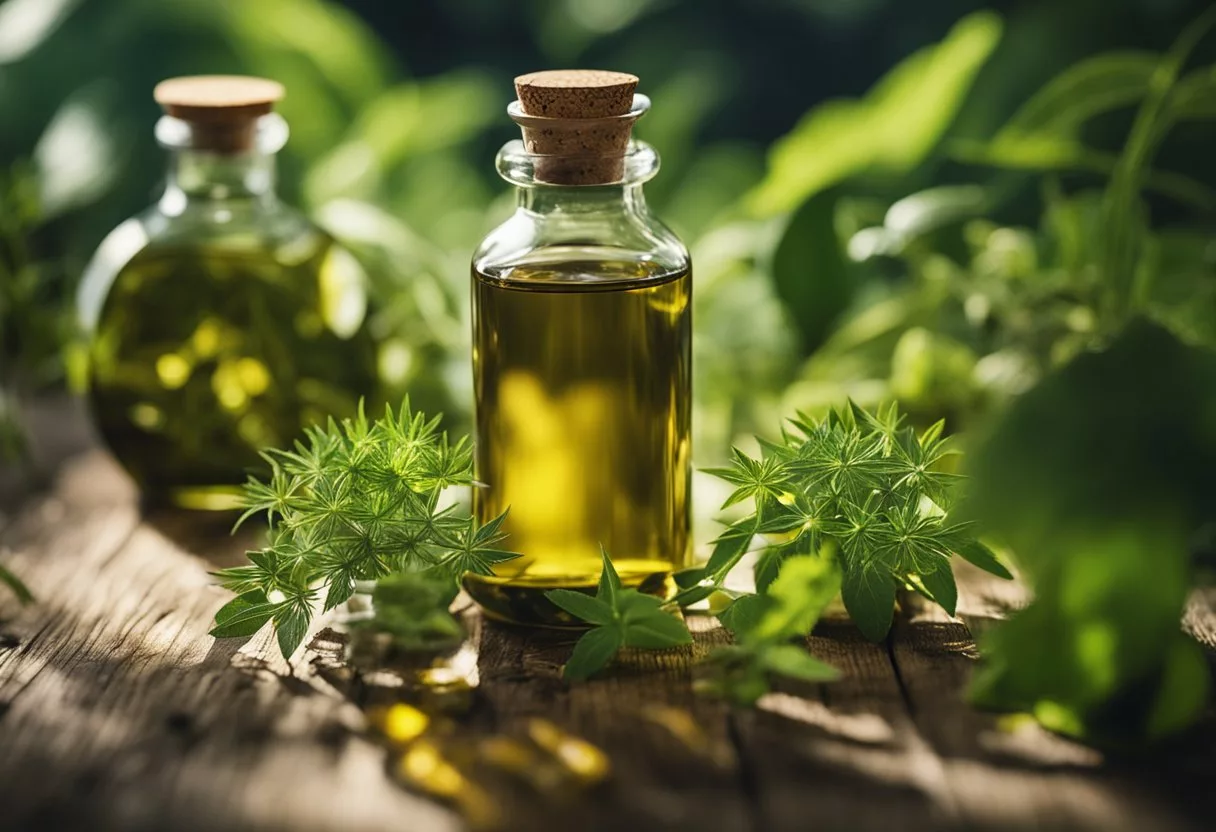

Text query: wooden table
(1, 401), (1214, 831)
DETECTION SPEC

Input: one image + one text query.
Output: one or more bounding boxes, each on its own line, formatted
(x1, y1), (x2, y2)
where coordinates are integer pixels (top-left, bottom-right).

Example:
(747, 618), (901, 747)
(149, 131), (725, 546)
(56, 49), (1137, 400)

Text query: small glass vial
(466, 71), (692, 625)
(78, 76), (381, 509)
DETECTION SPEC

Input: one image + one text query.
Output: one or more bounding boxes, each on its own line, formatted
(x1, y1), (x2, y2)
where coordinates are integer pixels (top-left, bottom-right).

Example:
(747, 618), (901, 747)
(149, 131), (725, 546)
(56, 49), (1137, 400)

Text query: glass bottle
(465, 71), (692, 625)
(78, 76), (381, 509)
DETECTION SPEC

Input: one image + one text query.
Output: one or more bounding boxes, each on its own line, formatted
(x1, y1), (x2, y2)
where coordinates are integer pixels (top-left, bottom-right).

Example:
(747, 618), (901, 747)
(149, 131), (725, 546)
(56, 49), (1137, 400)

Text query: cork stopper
(153, 76), (285, 154)
(512, 70), (642, 185)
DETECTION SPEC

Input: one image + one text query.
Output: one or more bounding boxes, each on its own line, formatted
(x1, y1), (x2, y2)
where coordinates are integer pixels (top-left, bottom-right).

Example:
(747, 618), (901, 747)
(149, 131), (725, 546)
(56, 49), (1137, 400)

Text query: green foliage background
(3, 0), (1216, 741)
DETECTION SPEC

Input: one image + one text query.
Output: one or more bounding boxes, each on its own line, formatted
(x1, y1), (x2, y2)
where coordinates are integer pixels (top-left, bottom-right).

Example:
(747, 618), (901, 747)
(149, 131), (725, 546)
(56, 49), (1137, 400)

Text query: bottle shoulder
(473, 203), (690, 279)
(77, 201), (341, 332)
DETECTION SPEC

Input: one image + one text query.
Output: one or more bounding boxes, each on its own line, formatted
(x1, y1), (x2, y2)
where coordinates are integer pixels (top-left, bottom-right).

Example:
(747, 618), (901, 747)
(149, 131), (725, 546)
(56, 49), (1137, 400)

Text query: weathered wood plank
(473, 615), (754, 831)
(729, 619), (954, 832)
(893, 570), (1216, 832)
(0, 452), (459, 832)
(5, 438), (1216, 832)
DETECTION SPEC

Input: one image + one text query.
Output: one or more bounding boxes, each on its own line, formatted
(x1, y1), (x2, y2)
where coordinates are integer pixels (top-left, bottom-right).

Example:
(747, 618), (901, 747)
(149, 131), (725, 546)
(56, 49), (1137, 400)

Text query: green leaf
(705, 520), (757, 577)
(841, 565), (896, 642)
(754, 546), (788, 593)
(596, 545), (622, 608)
(563, 627), (622, 682)
(918, 566), (958, 617)
(771, 189), (856, 354)
(1146, 638), (1211, 740)
(751, 554), (842, 642)
(0, 562), (33, 605)
(746, 11), (1002, 215)
(1101, 7), (1216, 323)
(622, 605), (693, 650)
(954, 539), (1013, 580)
(673, 567), (707, 589)
(761, 645), (840, 683)
(968, 322), (1216, 741)
(210, 593), (276, 639)
(323, 574), (356, 612)
(275, 603), (311, 659)
(1169, 63), (1216, 121)
(546, 589), (616, 627)
(671, 583), (718, 608)
(996, 51), (1158, 142)
(718, 594), (768, 636)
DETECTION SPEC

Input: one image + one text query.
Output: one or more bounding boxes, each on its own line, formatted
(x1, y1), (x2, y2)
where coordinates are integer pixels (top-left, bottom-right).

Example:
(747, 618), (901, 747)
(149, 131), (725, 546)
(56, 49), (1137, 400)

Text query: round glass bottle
(465, 71), (692, 625)
(78, 76), (381, 509)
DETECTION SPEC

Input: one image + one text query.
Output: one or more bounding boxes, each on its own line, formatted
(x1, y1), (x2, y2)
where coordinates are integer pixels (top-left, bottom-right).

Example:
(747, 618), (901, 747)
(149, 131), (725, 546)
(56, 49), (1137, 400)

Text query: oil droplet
(371, 704), (430, 746)
(191, 318), (222, 358)
(398, 740), (465, 798)
(155, 353), (191, 389)
(130, 402), (164, 430)
(234, 357), (271, 396)
(527, 719), (610, 784)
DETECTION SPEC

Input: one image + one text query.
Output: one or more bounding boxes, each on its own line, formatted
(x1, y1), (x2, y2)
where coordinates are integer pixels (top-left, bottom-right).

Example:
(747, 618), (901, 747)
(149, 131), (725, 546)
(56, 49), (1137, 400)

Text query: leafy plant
(966, 322), (1215, 742)
(700, 553), (841, 705)
(686, 401), (1010, 642)
(548, 548), (840, 705)
(546, 548), (693, 681)
(210, 400), (517, 659)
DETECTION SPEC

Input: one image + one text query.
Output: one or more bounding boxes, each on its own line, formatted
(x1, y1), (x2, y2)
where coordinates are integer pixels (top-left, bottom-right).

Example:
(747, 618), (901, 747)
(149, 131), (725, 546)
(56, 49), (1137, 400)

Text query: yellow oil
(86, 236), (380, 507)
(466, 258), (691, 625)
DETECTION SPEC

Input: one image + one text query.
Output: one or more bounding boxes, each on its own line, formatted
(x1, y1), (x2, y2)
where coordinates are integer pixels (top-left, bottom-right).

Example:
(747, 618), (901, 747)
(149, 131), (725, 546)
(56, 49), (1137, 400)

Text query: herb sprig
(210, 400), (517, 659)
(702, 553), (842, 704)
(687, 401), (1010, 642)
(546, 547), (692, 681)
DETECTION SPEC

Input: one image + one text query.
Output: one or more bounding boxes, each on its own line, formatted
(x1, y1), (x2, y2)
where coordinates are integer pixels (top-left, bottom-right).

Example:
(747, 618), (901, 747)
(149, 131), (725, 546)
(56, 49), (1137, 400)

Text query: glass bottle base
(462, 560), (677, 627)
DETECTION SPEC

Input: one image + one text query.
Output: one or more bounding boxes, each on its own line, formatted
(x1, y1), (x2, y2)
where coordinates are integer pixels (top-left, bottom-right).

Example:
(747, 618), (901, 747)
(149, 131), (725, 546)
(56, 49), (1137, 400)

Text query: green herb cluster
(547, 401), (1007, 702)
(701, 553), (841, 705)
(547, 548), (693, 681)
(210, 400), (517, 659)
(685, 401), (1010, 642)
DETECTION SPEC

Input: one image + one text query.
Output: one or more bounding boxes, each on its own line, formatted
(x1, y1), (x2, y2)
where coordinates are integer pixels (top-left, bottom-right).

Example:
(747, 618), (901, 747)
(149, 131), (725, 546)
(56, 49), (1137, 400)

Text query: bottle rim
(495, 138), (660, 188)
(154, 112), (289, 156)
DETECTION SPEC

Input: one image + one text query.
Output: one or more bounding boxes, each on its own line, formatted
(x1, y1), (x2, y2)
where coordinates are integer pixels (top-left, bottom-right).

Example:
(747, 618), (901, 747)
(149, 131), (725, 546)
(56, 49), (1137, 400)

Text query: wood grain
(1, 440), (1214, 832)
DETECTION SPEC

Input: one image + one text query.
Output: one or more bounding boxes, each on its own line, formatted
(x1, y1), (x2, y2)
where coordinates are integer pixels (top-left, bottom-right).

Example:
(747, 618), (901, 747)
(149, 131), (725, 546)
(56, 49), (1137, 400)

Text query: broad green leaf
(563, 627), (622, 681)
(881, 185), (990, 242)
(751, 554), (841, 642)
(673, 567), (707, 589)
(954, 539), (1013, 580)
(210, 593), (276, 639)
(754, 546), (788, 593)
(705, 520), (757, 577)
(967, 322), (1216, 741)
(761, 645), (840, 683)
(0, 562), (33, 605)
(770, 190), (855, 354)
(747, 11), (1002, 215)
(546, 589), (616, 627)
(718, 594), (768, 636)
(275, 604), (311, 659)
(918, 566), (958, 617)
(841, 566), (896, 642)
(622, 609), (693, 650)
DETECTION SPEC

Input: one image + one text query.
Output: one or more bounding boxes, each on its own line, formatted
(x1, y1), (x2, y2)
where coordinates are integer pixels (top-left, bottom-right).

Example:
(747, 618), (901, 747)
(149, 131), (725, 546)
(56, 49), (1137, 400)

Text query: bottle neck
(519, 182), (648, 217)
(161, 148), (277, 208)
